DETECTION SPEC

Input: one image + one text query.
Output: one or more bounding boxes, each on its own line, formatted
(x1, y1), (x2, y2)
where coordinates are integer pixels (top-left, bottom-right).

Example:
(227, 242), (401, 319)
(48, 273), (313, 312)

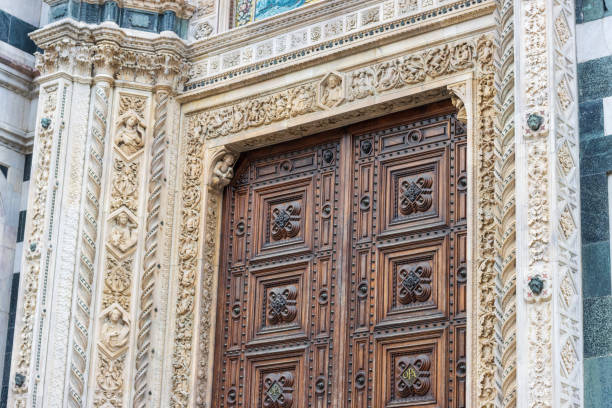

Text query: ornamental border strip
(184, 0), (491, 92)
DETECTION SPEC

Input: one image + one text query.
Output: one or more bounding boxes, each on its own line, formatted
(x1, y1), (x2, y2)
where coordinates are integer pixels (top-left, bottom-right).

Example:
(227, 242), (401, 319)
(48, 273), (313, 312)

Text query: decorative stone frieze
(190, 39), (478, 142)
(185, 0), (496, 92)
(92, 91), (149, 408)
(515, 0), (583, 406)
(11, 83), (59, 406)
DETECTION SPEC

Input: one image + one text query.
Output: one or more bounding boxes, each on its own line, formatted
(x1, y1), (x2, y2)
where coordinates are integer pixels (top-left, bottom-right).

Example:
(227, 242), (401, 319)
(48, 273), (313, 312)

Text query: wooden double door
(213, 102), (467, 408)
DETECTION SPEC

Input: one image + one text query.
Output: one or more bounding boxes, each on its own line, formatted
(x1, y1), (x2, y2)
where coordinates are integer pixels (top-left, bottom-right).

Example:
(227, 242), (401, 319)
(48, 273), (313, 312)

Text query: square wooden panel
(378, 147), (448, 236)
(246, 262), (311, 345)
(251, 177), (314, 259)
(376, 237), (448, 326)
(375, 329), (446, 408)
(245, 350), (306, 408)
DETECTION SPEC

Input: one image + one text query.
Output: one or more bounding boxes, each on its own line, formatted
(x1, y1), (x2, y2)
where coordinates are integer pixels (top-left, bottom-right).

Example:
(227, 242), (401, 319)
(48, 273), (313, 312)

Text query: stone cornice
(29, 19), (190, 88)
(189, 0), (381, 57)
(30, 20), (188, 55)
(179, 0), (496, 102)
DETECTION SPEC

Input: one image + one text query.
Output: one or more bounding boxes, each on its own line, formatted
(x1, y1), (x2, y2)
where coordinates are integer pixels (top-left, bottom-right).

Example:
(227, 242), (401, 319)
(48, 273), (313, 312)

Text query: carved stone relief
(94, 93), (148, 407)
(12, 83), (59, 403)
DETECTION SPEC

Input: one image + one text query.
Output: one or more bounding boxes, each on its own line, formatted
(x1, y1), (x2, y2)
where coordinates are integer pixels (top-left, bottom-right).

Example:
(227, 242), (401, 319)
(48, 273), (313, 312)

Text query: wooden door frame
(170, 34), (502, 408)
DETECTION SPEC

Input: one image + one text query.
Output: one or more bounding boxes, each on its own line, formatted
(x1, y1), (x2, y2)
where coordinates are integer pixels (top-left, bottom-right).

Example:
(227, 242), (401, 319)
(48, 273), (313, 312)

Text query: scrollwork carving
(270, 203), (302, 241)
(398, 263), (432, 305)
(396, 355), (431, 398)
(399, 176), (433, 215)
(267, 286), (298, 325)
(263, 372), (294, 408)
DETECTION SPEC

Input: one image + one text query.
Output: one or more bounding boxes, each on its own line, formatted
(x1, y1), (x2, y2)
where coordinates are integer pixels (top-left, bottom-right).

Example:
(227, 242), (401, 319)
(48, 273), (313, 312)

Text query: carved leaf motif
(375, 60), (402, 91)
(399, 54), (425, 83)
(424, 45), (451, 78)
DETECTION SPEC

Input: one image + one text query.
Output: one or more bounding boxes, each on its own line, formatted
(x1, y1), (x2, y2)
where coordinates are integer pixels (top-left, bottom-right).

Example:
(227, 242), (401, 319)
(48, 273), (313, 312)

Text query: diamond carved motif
(560, 273), (575, 308)
(560, 206), (576, 239)
(263, 372), (294, 408)
(554, 12), (571, 46)
(398, 262), (432, 305)
(267, 285), (298, 325)
(557, 77), (572, 111)
(399, 175), (433, 215)
(271, 202), (302, 241)
(396, 354), (432, 398)
(558, 141), (575, 176)
(561, 339), (578, 375)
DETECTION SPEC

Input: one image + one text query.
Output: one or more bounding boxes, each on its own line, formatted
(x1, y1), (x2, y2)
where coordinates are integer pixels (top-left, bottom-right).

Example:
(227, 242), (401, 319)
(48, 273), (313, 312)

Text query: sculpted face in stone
(321, 74), (343, 107)
(102, 307), (129, 352)
(116, 112), (145, 156)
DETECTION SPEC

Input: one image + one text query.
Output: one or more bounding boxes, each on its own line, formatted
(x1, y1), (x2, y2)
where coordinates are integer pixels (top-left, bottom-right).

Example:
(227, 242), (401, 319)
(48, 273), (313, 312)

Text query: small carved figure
(102, 308), (129, 351)
(109, 212), (138, 253)
(115, 112), (145, 156)
(320, 75), (343, 107)
(210, 153), (237, 189)
(290, 85), (314, 116)
(349, 70), (374, 100)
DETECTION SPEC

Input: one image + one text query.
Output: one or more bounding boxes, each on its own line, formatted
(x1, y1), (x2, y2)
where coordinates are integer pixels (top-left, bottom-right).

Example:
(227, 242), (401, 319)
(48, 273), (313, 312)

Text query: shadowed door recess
(213, 102), (467, 408)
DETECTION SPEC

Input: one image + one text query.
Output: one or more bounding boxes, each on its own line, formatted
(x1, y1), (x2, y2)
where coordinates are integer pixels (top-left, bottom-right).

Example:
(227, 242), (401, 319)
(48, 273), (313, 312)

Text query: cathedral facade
(0, 0), (608, 406)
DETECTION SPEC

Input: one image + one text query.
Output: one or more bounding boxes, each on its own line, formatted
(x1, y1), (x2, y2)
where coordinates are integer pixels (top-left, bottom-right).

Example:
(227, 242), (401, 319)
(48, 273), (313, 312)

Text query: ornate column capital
(35, 38), (94, 80)
(92, 42), (121, 83)
(153, 53), (191, 93)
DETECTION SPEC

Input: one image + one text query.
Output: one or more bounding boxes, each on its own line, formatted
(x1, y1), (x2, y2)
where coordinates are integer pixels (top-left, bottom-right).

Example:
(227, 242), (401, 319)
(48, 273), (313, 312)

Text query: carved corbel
(447, 83), (468, 123)
(208, 148), (239, 190)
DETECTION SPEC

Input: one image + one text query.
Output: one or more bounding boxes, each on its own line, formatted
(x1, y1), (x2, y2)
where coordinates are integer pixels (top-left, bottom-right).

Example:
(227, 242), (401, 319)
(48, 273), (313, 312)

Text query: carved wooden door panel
(214, 133), (345, 408)
(214, 103), (466, 408)
(347, 108), (467, 408)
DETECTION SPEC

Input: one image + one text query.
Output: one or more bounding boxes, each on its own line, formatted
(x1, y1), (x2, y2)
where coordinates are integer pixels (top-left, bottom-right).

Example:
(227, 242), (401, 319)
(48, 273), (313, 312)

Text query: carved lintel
(208, 149), (239, 190)
(447, 83), (467, 123)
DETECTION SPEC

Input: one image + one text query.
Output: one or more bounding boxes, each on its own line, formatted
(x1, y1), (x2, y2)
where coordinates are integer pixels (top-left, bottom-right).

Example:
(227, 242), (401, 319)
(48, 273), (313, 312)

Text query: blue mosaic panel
(235, 0), (319, 26)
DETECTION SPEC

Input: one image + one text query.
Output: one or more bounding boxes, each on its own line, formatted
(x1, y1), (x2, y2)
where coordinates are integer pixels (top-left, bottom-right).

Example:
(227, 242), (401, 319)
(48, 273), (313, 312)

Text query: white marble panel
(603, 96), (612, 136)
(576, 15), (612, 63)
